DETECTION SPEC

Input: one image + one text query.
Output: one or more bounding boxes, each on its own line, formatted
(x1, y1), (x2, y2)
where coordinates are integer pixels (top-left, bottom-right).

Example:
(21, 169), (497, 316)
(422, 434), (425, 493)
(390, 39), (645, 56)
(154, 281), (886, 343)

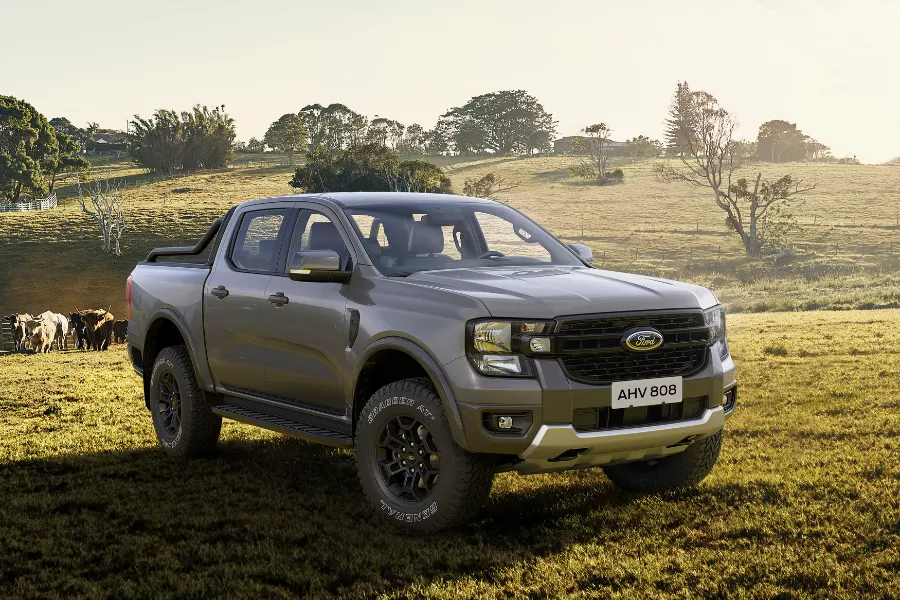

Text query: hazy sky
(4, 0), (898, 163)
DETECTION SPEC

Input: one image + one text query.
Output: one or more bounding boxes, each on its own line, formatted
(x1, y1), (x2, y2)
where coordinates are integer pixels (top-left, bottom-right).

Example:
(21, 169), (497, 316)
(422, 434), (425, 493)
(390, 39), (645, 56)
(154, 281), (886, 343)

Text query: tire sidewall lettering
(366, 395), (436, 424)
(379, 500), (438, 523)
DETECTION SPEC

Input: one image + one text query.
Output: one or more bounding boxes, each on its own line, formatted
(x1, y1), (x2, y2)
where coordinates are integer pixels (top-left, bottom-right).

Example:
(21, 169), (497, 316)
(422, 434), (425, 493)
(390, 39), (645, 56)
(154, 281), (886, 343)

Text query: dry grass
(1, 310), (898, 598)
(1, 155), (899, 318)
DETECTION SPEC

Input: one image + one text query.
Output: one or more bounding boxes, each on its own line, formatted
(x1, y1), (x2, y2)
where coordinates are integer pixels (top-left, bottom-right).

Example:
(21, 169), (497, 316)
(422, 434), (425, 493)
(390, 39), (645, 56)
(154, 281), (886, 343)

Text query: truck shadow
(0, 437), (736, 598)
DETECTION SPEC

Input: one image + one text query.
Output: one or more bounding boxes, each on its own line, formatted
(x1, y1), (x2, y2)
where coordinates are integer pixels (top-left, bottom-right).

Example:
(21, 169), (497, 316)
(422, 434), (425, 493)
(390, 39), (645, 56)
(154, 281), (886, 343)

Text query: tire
(355, 378), (494, 534)
(149, 345), (222, 458)
(603, 431), (723, 493)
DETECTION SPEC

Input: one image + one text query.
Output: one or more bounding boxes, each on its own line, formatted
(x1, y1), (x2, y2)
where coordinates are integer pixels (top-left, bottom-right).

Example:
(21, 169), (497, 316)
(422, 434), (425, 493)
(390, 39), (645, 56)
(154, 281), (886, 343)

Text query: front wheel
(603, 431), (723, 493)
(355, 378), (494, 534)
(149, 345), (222, 458)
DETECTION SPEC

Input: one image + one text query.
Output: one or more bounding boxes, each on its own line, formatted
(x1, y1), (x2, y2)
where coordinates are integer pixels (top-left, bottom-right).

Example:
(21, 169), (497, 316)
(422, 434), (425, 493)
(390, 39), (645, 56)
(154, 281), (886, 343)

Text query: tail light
(126, 275), (133, 320)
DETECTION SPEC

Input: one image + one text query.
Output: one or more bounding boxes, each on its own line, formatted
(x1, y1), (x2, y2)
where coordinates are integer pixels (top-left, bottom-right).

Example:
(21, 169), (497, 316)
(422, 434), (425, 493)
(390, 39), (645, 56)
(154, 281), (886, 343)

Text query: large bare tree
(655, 88), (812, 258)
(77, 177), (128, 257)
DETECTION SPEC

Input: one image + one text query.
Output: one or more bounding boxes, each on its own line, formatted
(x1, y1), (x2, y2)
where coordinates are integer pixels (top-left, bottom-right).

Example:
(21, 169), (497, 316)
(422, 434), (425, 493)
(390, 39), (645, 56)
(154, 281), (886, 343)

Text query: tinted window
(283, 209), (351, 271)
(343, 201), (581, 276)
(230, 209), (289, 272)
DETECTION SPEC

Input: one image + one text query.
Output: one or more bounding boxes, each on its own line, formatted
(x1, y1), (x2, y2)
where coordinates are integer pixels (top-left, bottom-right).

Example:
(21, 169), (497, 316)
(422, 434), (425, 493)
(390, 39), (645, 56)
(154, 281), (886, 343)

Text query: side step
(213, 403), (353, 448)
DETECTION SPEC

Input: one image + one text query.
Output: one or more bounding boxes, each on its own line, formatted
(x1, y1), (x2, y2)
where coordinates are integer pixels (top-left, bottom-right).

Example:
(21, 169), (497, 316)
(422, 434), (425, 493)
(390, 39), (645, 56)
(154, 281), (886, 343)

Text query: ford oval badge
(623, 329), (664, 352)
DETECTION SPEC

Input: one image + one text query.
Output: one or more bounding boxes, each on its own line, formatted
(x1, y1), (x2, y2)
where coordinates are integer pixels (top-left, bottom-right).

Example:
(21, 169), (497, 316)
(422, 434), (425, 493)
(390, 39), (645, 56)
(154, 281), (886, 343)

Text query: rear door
(205, 206), (293, 394)
(261, 203), (355, 414)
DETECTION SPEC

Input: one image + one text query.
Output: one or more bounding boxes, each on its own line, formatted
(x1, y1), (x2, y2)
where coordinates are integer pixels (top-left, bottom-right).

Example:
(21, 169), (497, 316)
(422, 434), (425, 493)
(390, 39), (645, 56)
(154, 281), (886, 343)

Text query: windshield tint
(343, 201), (583, 276)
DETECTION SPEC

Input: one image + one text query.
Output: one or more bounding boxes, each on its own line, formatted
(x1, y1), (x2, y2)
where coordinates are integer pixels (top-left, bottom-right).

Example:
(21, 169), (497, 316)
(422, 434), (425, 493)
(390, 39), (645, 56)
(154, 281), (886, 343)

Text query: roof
(319, 192), (497, 207)
(240, 192), (498, 208)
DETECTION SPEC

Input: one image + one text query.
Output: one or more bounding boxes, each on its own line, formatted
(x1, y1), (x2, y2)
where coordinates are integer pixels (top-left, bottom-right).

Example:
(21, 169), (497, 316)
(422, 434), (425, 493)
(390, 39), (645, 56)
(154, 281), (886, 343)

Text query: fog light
(497, 416), (514, 429)
(529, 336), (551, 353)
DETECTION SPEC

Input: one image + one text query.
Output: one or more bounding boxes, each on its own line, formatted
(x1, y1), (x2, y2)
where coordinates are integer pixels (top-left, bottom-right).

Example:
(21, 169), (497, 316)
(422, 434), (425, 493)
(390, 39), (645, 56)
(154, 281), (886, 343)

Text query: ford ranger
(126, 192), (737, 533)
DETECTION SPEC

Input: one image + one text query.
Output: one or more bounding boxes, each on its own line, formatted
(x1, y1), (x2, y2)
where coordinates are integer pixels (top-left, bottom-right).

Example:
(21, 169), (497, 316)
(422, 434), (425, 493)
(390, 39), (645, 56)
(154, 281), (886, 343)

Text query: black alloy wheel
(157, 371), (182, 440)
(375, 416), (440, 502)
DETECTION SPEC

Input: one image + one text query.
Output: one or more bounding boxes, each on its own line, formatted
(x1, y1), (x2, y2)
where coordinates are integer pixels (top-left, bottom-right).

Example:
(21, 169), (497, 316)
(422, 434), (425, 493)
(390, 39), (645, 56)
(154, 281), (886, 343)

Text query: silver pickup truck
(126, 192), (737, 533)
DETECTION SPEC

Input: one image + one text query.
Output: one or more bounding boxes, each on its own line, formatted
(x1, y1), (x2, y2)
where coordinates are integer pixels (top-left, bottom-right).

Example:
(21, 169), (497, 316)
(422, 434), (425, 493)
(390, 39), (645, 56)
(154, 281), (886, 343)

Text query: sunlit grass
(1, 310), (897, 598)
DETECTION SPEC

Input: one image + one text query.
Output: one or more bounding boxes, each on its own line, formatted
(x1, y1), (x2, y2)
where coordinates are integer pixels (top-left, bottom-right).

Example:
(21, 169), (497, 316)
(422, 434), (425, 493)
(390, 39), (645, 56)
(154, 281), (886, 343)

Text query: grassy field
(1, 155), (899, 319)
(1, 310), (898, 599)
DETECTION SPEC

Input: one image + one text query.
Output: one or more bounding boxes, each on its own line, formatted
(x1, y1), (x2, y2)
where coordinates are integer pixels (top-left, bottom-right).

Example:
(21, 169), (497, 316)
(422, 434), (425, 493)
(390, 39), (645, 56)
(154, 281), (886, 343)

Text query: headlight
(703, 305), (729, 360)
(468, 320), (554, 376)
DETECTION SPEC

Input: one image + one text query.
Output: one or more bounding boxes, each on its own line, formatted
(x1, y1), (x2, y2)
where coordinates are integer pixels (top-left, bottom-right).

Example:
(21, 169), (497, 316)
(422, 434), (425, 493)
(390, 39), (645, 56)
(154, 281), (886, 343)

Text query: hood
(402, 266), (719, 318)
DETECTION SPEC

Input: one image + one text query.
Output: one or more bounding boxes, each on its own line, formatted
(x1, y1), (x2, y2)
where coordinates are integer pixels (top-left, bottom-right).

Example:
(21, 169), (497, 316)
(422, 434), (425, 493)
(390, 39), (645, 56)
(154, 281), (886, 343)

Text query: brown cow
(82, 309), (115, 351)
(113, 320), (128, 344)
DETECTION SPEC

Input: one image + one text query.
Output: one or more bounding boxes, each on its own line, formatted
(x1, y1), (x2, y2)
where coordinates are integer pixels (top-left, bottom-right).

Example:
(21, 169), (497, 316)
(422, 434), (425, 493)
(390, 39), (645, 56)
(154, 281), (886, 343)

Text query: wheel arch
(141, 309), (212, 409)
(352, 337), (470, 450)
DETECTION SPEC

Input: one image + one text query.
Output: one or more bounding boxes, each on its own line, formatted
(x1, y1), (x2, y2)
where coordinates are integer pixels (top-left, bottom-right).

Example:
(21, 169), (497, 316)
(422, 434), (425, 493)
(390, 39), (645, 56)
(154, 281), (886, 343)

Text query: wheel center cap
(407, 453), (417, 463)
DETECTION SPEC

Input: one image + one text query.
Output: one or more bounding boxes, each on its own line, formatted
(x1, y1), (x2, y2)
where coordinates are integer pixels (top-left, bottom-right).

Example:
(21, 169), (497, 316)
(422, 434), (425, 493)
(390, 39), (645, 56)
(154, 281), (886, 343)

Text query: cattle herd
(4, 309), (128, 354)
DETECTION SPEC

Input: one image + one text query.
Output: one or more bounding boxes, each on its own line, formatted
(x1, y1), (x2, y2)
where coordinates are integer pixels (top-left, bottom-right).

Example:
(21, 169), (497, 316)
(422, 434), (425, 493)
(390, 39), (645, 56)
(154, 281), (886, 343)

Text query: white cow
(35, 311), (69, 351)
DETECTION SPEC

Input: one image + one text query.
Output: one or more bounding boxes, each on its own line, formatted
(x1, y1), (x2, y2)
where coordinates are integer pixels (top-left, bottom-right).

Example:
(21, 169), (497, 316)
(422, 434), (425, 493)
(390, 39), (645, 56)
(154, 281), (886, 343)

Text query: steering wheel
(476, 250), (505, 260)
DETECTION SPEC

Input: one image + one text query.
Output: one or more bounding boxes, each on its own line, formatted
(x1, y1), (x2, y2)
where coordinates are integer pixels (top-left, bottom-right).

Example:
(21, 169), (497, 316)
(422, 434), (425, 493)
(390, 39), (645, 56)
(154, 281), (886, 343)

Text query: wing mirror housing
(568, 243), (594, 265)
(288, 250), (351, 283)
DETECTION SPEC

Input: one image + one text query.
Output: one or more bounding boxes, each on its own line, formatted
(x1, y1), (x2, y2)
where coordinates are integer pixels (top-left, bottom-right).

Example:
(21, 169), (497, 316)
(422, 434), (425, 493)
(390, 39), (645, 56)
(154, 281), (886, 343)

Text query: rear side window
(230, 208), (289, 272)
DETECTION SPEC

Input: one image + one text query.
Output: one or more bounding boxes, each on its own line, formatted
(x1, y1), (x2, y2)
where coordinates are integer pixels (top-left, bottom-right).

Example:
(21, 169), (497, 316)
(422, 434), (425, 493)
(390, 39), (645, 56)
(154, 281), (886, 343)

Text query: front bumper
(445, 348), (737, 471)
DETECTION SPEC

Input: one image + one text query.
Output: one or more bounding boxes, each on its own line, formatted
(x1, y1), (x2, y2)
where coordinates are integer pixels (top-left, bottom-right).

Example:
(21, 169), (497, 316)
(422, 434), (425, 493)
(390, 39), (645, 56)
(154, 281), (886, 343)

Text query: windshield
(343, 201), (583, 276)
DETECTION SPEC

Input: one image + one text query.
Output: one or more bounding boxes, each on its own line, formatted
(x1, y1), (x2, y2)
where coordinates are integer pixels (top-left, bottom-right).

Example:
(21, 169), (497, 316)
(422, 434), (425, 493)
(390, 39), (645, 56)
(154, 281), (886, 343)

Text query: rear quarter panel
(128, 263), (214, 389)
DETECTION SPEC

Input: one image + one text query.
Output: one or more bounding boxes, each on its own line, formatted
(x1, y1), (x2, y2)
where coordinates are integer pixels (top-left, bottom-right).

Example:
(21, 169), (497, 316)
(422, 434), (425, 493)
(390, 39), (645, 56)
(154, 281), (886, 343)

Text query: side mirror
(568, 243), (594, 265)
(288, 250), (351, 283)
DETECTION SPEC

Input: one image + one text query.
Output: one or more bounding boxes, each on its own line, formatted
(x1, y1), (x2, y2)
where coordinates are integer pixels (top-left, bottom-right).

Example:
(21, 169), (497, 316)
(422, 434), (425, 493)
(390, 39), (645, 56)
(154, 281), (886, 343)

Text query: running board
(213, 403), (353, 448)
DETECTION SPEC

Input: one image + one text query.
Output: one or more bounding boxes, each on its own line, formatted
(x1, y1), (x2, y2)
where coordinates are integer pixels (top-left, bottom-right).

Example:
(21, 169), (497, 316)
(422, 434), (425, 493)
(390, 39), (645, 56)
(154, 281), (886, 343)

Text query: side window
(284, 209), (351, 271)
(229, 209), (289, 272)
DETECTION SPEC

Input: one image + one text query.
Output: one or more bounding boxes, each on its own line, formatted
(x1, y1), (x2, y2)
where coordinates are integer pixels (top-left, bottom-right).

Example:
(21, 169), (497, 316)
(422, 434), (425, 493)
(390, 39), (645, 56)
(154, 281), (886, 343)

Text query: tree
(625, 135), (663, 158)
(423, 122), (451, 155)
(802, 136), (831, 161)
(440, 90), (556, 155)
(757, 120), (806, 162)
(570, 123), (616, 184)
(655, 85), (813, 258)
(527, 130), (553, 155)
(462, 173), (519, 199)
(263, 113), (308, 165)
(77, 176), (127, 256)
(247, 137), (265, 153)
(664, 81), (695, 157)
(0, 96), (58, 203)
(397, 123), (426, 155)
(45, 131), (89, 193)
(128, 105), (235, 173)
(300, 103), (368, 150)
(289, 144), (451, 194)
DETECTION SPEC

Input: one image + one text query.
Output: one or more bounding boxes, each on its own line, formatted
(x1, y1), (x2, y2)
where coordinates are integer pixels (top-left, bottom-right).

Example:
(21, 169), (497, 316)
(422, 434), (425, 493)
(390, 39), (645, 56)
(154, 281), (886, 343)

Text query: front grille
(573, 395), (708, 432)
(556, 311), (709, 384)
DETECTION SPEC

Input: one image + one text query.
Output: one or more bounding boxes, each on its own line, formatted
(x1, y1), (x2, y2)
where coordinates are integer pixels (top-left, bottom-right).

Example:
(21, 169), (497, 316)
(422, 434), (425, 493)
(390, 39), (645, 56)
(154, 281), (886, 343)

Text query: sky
(3, 0), (898, 163)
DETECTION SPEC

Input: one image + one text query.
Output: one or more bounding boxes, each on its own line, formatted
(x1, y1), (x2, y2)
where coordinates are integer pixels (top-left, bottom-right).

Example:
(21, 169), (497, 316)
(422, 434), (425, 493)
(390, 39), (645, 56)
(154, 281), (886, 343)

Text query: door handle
(268, 292), (289, 306)
(211, 285), (229, 299)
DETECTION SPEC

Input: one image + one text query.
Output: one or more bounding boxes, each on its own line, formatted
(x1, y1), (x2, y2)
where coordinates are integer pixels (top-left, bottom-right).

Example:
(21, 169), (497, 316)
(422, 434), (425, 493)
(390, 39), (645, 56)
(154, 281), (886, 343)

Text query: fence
(0, 193), (58, 213)
(0, 321), (13, 351)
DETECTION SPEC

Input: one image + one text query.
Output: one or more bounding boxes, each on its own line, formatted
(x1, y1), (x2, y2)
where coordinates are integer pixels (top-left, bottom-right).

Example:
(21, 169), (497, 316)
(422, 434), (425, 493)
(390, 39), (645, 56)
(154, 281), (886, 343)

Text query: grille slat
(557, 311), (709, 384)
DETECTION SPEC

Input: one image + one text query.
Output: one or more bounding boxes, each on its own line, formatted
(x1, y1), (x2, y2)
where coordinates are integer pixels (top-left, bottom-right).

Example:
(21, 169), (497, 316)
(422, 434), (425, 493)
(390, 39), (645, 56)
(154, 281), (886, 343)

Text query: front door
(262, 205), (353, 414)
(205, 206), (292, 394)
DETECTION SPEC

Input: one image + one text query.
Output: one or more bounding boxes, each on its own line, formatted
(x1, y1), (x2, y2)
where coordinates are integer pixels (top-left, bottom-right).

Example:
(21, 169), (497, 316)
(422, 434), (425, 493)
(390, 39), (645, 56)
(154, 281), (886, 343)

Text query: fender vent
(348, 309), (360, 348)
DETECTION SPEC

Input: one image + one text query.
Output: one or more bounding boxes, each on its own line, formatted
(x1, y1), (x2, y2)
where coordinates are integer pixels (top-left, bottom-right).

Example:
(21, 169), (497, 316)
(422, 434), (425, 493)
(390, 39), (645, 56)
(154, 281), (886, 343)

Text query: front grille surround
(555, 310), (710, 385)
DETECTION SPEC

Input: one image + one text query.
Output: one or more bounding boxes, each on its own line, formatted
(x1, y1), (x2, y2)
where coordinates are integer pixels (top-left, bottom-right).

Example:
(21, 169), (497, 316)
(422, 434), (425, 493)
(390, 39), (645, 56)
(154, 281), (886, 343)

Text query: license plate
(611, 376), (683, 409)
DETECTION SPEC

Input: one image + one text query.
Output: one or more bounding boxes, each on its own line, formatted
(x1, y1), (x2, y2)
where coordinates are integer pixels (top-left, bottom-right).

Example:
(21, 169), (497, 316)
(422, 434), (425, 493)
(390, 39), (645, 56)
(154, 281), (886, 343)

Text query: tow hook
(667, 435), (699, 448)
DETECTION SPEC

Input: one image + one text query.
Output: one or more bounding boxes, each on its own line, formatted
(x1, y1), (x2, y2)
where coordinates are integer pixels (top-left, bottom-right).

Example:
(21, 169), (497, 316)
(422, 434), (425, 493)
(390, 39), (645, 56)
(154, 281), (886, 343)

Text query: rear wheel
(603, 431), (722, 493)
(355, 378), (494, 534)
(149, 345), (222, 457)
